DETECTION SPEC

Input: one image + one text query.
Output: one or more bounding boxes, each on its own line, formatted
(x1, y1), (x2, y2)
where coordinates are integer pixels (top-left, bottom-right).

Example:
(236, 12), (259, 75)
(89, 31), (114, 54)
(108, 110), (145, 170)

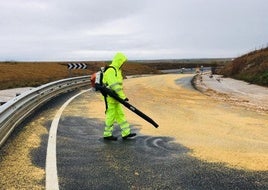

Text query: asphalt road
(0, 74), (267, 189)
(54, 115), (268, 190)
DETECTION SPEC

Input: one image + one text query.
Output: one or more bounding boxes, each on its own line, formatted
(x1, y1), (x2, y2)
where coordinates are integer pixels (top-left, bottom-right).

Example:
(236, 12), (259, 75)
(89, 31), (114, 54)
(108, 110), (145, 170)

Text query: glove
(124, 98), (129, 102)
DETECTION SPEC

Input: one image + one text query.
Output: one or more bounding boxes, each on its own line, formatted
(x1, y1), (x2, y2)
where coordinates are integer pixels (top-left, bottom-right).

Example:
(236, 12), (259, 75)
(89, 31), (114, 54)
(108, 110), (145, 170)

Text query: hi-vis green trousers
(104, 102), (131, 138)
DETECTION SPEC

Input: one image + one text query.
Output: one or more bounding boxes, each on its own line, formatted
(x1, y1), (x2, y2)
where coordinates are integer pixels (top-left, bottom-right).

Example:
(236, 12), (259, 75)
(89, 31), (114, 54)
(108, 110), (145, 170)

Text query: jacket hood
(111, 52), (127, 69)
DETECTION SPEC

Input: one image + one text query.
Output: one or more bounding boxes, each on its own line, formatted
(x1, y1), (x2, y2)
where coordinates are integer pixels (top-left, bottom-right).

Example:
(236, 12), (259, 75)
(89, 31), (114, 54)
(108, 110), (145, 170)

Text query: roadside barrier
(0, 76), (90, 148)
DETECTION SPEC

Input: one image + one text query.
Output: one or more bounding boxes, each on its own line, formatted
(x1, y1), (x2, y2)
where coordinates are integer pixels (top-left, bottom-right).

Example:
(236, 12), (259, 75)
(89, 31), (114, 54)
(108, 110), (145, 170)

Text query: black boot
(122, 133), (136, 140)
(103, 136), (118, 141)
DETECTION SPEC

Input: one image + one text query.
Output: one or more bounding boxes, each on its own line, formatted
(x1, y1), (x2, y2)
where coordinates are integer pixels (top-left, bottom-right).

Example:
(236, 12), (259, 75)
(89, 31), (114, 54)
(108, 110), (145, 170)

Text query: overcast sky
(0, 0), (267, 61)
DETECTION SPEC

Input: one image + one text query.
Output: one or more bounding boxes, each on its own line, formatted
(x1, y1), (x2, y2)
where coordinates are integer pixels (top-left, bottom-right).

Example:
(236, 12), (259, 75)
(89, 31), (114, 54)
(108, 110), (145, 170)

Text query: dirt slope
(219, 47), (268, 86)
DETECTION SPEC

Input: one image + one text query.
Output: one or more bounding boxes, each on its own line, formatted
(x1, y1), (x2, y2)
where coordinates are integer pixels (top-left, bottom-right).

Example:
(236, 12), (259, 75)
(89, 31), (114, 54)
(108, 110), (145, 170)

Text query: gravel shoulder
(0, 87), (33, 104)
(192, 73), (268, 113)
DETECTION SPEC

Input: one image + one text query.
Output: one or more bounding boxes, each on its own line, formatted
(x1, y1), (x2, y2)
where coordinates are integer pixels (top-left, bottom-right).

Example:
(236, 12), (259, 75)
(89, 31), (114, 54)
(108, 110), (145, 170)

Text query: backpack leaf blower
(97, 85), (159, 128)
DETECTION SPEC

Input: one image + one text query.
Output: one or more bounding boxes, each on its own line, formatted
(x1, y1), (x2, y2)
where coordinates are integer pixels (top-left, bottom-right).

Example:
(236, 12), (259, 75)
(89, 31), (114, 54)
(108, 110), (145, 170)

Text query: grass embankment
(0, 61), (160, 90)
(0, 62), (73, 89)
(0, 58), (228, 90)
(219, 47), (268, 86)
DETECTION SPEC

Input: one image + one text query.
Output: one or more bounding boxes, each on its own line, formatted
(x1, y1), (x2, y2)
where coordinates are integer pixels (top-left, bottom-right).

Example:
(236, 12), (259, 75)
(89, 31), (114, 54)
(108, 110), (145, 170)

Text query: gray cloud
(0, 0), (267, 61)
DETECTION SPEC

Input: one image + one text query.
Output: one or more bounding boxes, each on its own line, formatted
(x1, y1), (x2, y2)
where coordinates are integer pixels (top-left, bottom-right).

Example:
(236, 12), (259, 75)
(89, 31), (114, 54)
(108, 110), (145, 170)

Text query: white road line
(45, 90), (89, 190)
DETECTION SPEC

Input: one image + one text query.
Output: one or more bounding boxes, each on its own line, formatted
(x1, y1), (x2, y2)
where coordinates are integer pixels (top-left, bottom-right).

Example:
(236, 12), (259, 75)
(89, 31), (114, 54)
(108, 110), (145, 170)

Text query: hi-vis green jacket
(103, 52), (127, 103)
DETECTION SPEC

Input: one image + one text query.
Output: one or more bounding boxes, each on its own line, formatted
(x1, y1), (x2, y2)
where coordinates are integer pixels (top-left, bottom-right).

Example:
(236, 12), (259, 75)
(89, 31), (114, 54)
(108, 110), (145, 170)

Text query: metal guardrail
(0, 75), (90, 148)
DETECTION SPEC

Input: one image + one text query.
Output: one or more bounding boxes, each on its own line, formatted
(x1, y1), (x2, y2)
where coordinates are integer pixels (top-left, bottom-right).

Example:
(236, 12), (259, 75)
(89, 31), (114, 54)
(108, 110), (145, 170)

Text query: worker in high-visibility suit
(102, 52), (136, 141)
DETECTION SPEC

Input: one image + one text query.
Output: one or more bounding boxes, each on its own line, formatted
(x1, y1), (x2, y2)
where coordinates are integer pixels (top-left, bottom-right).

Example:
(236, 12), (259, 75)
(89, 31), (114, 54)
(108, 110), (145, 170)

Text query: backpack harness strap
(103, 66), (117, 112)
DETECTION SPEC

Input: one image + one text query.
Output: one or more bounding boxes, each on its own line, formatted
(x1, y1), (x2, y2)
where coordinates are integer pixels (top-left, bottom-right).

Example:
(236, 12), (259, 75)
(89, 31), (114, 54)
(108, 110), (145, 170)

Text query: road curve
(0, 74), (267, 189)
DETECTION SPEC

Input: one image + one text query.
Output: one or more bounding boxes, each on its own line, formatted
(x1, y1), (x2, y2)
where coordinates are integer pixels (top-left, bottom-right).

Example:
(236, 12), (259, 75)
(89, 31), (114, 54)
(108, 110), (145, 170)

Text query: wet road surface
(53, 115), (268, 189)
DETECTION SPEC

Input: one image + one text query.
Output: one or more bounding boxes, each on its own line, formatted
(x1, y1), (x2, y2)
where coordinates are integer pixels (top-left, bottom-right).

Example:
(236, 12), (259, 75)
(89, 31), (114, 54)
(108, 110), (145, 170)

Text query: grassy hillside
(0, 61), (160, 90)
(219, 47), (268, 86)
(0, 58), (226, 90)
